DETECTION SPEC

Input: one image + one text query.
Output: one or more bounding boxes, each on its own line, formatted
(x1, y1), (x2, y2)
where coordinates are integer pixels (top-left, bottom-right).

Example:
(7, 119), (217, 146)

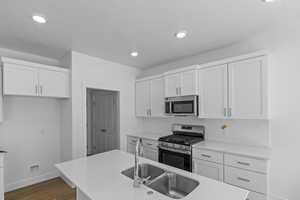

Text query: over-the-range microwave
(165, 95), (198, 116)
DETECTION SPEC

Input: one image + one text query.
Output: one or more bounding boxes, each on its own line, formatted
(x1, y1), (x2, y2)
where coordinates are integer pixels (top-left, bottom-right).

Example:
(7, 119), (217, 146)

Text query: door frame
(82, 81), (120, 157)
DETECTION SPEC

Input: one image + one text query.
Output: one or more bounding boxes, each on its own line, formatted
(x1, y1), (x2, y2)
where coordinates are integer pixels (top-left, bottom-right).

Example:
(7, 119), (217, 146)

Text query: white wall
(0, 97), (61, 192)
(0, 48), (64, 191)
(138, 118), (269, 147)
(138, 24), (300, 200)
(71, 51), (140, 159)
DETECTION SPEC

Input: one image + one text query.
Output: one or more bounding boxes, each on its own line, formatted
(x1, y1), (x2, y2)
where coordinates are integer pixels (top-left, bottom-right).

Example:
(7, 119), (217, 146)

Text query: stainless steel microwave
(165, 95), (198, 116)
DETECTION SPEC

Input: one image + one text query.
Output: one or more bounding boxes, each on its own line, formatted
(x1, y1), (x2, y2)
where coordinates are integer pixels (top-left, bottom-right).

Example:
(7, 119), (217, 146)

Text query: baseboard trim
(5, 171), (59, 192)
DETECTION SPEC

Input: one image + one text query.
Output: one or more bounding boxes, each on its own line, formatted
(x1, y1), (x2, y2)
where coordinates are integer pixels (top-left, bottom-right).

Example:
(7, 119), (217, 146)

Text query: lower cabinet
(126, 136), (158, 162)
(143, 148), (158, 161)
(193, 148), (269, 200)
(193, 159), (223, 181)
(224, 166), (267, 194)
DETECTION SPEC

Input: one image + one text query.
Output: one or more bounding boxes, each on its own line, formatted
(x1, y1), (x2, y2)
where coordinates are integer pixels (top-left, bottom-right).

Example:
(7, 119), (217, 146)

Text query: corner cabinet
(135, 75), (164, 117)
(198, 56), (268, 119)
(164, 68), (198, 97)
(1, 57), (70, 98)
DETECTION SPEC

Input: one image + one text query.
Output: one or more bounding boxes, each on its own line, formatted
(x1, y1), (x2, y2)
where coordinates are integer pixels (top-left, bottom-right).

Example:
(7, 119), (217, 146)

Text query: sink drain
(147, 191), (154, 195)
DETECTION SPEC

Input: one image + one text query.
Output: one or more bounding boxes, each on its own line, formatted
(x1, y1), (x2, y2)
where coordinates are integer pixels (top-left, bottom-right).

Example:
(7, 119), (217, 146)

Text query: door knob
(101, 129), (107, 132)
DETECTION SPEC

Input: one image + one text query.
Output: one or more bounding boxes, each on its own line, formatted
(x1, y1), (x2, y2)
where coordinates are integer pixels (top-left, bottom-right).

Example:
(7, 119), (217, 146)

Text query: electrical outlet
(29, 163), (40, 172)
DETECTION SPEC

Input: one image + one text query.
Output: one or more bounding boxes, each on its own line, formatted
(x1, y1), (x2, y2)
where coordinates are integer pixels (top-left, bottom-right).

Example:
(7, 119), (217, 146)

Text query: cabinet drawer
(246, 192), (266, 200)
(224, 166), (267, 194)
(127, 136), (138, 145)
(143, 138), (158, 150)
(224, 154), (267, 173)
(193, 149), (223, 164)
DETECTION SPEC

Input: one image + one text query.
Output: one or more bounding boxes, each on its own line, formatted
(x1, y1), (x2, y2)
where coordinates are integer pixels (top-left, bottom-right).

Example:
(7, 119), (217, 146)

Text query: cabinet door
(228, 57), (267, 119)
(135, 80), (150, 117)
(193, 159), (224, 181)
(198, 65), (228, 118)
(39, 69), (70, 98)
(143, 147), (158, 161)
(165, 73), (180, 97)
(180, 70), (197, 96)
(150, 77), (165, 117)
(127, 136), (138, 154)
(3, 63), (38, 96)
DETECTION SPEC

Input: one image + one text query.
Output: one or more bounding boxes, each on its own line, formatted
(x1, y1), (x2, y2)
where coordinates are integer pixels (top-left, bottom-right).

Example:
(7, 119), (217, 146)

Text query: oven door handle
(158, 146), (191, 155)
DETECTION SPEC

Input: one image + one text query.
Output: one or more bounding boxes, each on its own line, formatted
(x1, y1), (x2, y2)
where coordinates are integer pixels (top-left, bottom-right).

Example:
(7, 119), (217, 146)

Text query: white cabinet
(3, 63), (38, 96)
(150, 77), (165, 117)
(224, 166), (267, 194)
(126, 136), (158, 161)
(165, 73), (181, 97)
(164, 69), (197, 97)
(135, 80), (150, 117)
(143, 148), (158, 161)
(2, 57), (70, 98)
(135, 76), (164, 117)
(198, 64), (227, 118)
(38, 69), (69, 98)
(193, 159), (224, 181)
(127, 136), (138, 154)
(198, 56), (268, 119)
(228, 57), (268, 119)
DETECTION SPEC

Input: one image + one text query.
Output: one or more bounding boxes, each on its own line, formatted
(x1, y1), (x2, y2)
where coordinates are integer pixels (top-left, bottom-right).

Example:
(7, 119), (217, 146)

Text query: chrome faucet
(133, 138), (143, 187)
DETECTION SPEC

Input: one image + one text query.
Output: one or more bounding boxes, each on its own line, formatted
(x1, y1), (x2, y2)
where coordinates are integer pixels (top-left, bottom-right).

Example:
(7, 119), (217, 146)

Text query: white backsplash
(137, 117), (270, 147)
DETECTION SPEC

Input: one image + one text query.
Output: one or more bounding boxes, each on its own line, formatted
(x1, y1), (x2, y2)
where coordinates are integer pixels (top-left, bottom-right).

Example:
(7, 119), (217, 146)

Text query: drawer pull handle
(146, 143), (153, 146)
(237, 161), (250, 166)
(237, 177), (251, 182)
(201, 154), (211, 158)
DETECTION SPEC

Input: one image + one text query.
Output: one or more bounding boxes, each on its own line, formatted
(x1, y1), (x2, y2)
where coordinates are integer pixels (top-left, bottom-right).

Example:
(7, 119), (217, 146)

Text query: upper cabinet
(228, 57), (268, 119)
(135, 76), (164, 117)
(135, 52), (268, 120)
(2, 57), (70, 98)
(198, 64), (228, 118)
(164, 68), (198, 97)
(198, 56), (268, 119)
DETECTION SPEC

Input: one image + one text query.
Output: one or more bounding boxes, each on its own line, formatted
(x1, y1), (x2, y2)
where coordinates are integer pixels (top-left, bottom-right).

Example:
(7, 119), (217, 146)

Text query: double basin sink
(121, 163), (199, 199)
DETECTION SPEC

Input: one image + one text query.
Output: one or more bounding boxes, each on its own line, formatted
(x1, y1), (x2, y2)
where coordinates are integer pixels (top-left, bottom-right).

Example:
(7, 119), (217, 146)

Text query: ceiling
(0, 0), (297, 68)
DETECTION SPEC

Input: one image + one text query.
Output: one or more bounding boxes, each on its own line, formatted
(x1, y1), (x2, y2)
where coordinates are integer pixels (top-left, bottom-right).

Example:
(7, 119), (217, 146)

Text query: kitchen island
(56, 150), (248, 200)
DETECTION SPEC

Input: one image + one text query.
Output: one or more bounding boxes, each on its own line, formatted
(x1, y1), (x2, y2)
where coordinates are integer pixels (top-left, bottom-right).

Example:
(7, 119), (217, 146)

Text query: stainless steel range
(158, 124), (205, 172)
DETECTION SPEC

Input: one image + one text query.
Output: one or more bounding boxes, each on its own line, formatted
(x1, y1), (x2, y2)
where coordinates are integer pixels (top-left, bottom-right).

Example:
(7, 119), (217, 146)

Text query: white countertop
(127, 133), (271, 160)
(193, 141), (271, 160)
(56, 150), (248, 200)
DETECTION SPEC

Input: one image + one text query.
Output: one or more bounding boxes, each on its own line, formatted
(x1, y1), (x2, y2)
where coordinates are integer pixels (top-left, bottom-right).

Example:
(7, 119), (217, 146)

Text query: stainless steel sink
(121, 163), (165, 181)
(148, 172), (199, 199)
(121, 164), (199, 199)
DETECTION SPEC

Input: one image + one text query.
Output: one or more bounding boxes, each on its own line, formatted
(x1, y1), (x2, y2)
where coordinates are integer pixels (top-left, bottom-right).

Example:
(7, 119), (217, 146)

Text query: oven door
(158, 147), (192, 172)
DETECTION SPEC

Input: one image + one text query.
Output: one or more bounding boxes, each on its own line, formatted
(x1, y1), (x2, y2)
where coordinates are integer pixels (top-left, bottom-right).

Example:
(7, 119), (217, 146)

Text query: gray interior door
(89, 90), (119, 155)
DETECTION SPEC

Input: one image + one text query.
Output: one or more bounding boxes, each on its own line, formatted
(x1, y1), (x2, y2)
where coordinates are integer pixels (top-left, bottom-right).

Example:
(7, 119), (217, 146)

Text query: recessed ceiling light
(130, 51), (138, 57)
(262, 0), (275, 2)
(32, 15), (47, 24)
(175, 30), (187, 39)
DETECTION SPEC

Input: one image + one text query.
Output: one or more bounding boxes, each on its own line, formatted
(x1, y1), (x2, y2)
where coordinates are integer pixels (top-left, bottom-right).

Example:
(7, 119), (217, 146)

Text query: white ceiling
(0, 0), (297, 68)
